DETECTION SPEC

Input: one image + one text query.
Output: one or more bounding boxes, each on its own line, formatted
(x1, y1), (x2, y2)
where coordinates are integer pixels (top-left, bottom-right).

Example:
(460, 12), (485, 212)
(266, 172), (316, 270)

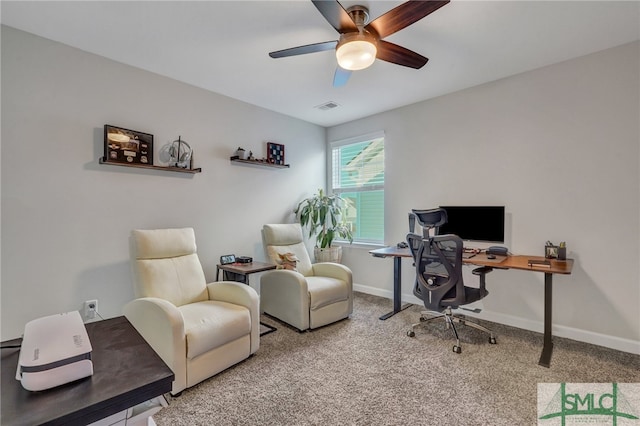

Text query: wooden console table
(1, 316), (174, 426)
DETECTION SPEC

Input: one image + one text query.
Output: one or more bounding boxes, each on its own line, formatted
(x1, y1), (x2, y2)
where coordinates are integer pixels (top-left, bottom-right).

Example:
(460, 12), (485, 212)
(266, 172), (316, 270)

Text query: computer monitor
(438, 206), (505, 243)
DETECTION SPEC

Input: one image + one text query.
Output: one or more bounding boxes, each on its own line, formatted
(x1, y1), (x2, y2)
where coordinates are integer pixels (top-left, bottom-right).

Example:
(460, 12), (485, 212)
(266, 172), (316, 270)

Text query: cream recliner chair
(260, 224), (353, 331)
(123, 228), (259, 395)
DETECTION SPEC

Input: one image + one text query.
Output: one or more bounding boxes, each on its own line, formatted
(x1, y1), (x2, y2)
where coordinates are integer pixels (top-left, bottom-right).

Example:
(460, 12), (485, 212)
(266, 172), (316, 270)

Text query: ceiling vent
(315, 101), (340, 111)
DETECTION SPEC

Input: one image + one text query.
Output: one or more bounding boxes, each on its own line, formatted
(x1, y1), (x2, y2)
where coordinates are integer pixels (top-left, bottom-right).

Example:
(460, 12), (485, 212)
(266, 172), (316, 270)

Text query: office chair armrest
(311, 262), (352, 283)
(207, 281), (260, 354)
(123, 297), (186, 393)
(472, 266), (494, 275)
(472, 266), (493, 291)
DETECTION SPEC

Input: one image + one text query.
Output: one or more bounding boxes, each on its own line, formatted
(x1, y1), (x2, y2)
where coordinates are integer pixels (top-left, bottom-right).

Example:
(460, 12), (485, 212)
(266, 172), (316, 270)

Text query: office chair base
(406, 308), (497, 353)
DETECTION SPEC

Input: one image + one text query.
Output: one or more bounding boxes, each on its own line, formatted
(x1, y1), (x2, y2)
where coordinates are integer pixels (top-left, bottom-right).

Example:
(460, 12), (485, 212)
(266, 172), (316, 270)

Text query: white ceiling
(2, 1), (639, 127)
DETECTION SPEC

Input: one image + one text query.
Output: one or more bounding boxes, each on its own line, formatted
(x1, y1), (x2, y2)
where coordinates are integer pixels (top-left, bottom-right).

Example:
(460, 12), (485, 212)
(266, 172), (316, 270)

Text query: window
(329, 132), (384, 244)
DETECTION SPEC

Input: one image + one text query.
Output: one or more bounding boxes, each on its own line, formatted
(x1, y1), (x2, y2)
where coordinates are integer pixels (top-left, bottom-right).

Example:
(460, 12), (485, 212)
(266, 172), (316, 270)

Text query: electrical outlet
(84, 299), (98, 319)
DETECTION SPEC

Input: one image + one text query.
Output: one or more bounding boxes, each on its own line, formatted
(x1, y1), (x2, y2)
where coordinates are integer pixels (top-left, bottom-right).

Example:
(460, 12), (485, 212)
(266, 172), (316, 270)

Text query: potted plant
(294, 188), (353, 263)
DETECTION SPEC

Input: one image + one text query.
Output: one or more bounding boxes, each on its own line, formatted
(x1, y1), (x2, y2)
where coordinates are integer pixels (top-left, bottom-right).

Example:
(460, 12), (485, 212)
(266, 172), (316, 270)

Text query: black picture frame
(104, 125), (153, 165)
(267, 142), (285, 165)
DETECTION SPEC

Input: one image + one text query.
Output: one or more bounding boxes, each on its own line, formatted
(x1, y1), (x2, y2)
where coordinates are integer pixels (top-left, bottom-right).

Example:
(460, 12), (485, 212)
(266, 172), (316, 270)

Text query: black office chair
(406, 233), (497, 353)
(408, 208), (448, 238)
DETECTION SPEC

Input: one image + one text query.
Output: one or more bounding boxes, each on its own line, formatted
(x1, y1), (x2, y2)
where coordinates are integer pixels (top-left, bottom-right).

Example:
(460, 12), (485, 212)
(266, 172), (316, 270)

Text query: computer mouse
(487, 254), (496, 259)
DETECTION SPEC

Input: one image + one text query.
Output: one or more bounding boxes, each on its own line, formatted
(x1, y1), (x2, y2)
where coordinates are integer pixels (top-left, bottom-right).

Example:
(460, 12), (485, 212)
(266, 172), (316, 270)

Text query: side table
(216, 261), (277, 283)
(216, 261), (278, 336)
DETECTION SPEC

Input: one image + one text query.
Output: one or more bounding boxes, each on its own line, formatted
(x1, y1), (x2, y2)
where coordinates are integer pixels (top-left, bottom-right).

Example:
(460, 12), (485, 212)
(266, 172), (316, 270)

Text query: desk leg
(379, 255), (412, 320)
(538, 272), (553, 367)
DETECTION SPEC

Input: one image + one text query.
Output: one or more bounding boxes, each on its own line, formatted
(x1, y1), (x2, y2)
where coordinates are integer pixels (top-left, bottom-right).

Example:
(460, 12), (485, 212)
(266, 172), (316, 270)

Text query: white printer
(16, 310), (93, 391)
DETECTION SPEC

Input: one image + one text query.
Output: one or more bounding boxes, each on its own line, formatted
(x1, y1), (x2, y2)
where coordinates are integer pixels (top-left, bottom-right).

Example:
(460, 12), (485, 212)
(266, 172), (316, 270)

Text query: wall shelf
(230, 157), (289, 169)
(99, 158), (202, 174)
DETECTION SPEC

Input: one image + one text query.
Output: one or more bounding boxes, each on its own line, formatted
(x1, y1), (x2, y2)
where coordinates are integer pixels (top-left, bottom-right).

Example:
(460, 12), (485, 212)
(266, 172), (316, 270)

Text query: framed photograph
(220, 254), (236, 265)
(104, 125), (153, 165)
(545, 245), (558, 259)
(267, 142), (285, 165)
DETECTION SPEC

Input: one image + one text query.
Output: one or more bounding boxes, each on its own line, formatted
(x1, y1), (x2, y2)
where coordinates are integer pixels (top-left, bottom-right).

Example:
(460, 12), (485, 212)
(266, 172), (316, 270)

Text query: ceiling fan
(268, 0), (450, 87)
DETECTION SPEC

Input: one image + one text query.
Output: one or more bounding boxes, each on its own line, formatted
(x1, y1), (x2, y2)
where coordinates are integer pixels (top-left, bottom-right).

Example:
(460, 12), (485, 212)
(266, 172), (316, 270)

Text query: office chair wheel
(407, 330), (416, 337)
(453, 345), (461, 354)
(489, 337), (497, 344)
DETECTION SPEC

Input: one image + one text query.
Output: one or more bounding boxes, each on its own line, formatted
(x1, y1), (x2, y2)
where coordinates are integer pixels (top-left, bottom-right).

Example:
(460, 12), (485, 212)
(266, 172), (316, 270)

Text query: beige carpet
(154, 292), (639, 425)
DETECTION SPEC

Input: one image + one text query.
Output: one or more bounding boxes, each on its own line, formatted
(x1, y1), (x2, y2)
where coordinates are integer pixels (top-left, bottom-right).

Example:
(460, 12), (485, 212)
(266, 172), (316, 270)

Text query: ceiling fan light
(336, 36), (377, 71)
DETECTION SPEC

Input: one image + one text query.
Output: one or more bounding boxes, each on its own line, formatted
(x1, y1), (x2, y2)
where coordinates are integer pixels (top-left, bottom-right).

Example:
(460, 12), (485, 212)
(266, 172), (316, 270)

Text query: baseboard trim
(353, 283), (640, 355)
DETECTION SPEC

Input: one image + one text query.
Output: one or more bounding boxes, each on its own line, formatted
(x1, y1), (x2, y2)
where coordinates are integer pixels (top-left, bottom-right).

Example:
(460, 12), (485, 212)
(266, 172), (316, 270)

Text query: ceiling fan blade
(333, 66), (352, 87)
(269, 41), (338, 58)
(312, 0), (358, 34)
(366, 0), (449, 39)
(376, 40), (428, 69)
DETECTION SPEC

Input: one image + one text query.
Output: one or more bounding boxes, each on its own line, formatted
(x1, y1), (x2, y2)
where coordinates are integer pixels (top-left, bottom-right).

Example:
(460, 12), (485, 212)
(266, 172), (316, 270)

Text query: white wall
(2, 25), (638, 354)
(331, 41), (640, 353)
(1, 26), (325, 339)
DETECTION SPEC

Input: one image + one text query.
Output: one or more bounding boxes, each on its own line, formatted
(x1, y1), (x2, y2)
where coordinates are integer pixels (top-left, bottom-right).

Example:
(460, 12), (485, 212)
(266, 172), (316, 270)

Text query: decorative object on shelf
(545, 241), (559, 259)
(248, 151), (255, 160)
(168, 136), (192, 169)
(234, 147), (246, 159)
(294, 188), (353, 263)
(557, 241), (567, 260)
(104, 124), (153, 165)
(267, 142), (285, 165)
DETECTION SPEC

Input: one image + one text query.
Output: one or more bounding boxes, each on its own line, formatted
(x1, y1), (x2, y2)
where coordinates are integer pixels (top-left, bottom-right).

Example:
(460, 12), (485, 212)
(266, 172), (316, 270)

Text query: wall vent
(315, 101), (340, 111)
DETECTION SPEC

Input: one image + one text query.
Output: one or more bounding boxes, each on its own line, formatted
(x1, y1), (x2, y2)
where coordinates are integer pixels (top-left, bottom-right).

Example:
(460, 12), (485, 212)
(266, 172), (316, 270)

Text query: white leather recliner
(123, 228), (259, 395)
(260, 224), (353, 331)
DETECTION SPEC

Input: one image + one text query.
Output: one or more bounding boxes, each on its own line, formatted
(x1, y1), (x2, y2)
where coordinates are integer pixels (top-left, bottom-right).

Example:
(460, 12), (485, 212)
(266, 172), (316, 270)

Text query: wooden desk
(1, 316), (174, 426)
(369, 247), (574, 367)
(467, 253), (574, 367)
(465, 253), (574, 275)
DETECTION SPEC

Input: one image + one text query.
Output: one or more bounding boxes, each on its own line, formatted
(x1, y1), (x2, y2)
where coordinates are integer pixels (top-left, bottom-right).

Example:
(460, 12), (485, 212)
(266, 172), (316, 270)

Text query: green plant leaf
(294, 189), (353, 248)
